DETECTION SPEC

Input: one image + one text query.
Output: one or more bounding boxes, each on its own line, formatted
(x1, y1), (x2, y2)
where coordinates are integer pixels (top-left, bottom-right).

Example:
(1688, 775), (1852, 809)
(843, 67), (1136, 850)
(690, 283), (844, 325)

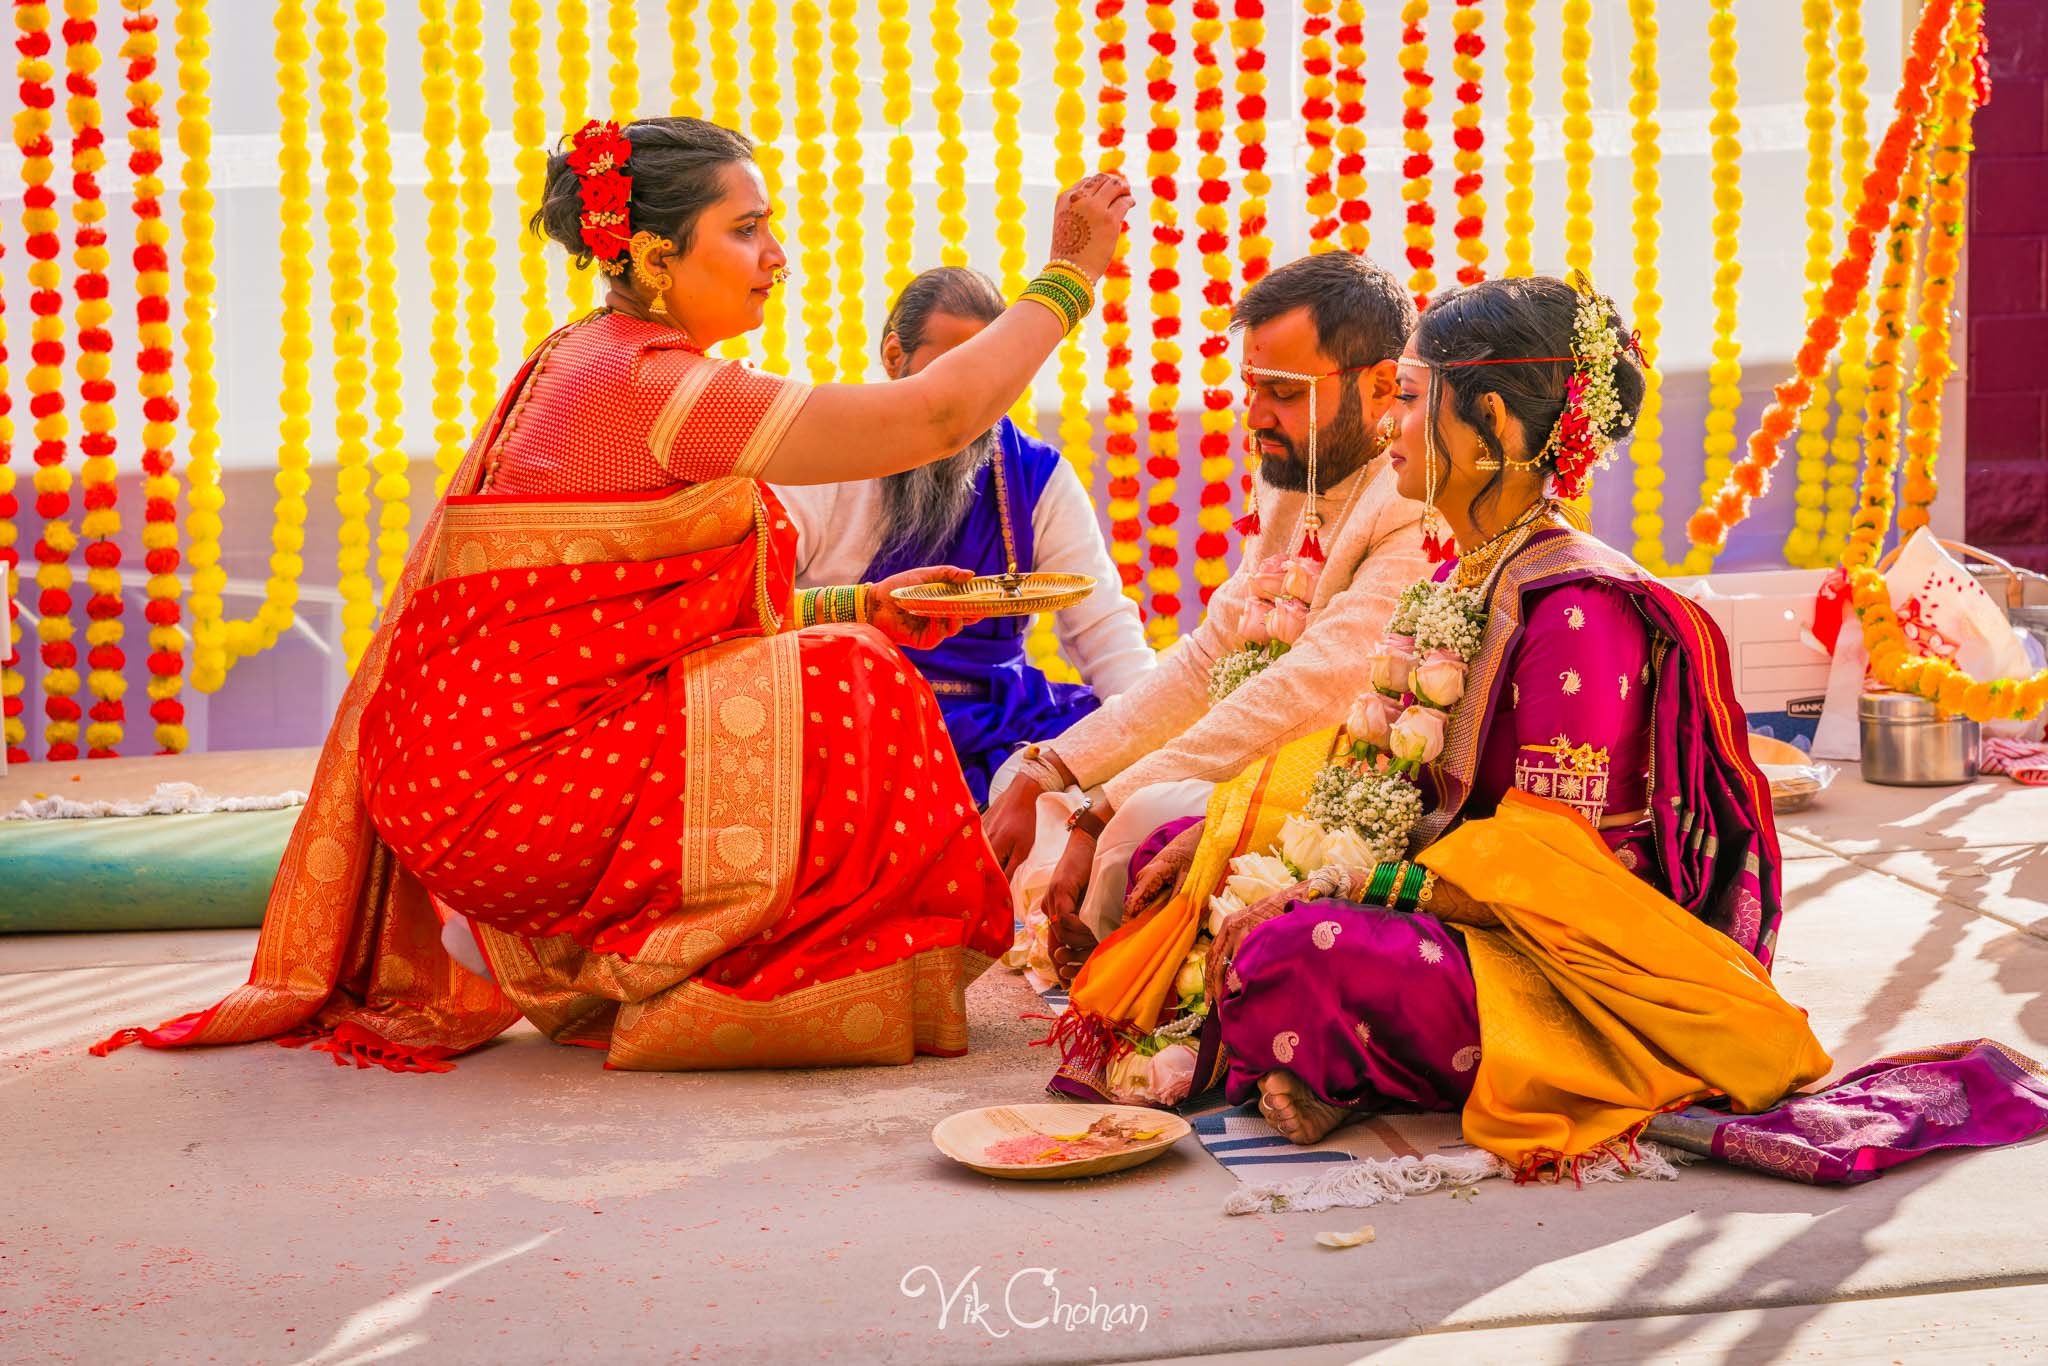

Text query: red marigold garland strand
(1686, 0), (1956, 554)
(1143, 1), (1183, 647)
(69, 0), (126, 757)
(1300, 0), (1336, 253)
(0, 192), (20, 762)
(1332, 0), (1366, 253)
(1232, 0), (1270, 531)
(1450, 0), (1487, 284)
(1398, 0), (1436, 308)
(1098, 0), (1143, 608)
(1191, 0), (1232, 607)
(123, 0), (183, 752)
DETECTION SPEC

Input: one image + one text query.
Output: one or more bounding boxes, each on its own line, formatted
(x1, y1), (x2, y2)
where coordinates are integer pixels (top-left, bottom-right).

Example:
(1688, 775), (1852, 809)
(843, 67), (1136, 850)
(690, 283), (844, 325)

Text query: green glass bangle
(1364, 861), (1399, 905)
(1021, 280), (1083, 330)
(1033, 270), (1092, 313)
(1392, 861), (1427, 912)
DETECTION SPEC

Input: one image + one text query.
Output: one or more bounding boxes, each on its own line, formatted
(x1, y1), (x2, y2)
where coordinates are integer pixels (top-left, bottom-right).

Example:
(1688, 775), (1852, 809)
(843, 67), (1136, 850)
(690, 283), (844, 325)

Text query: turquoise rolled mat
(0, 806), (300, 933)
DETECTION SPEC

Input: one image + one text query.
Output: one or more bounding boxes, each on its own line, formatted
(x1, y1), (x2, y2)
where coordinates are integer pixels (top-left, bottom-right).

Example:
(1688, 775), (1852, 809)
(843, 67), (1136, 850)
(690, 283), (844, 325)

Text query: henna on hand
(1052, 211), (1092, 258)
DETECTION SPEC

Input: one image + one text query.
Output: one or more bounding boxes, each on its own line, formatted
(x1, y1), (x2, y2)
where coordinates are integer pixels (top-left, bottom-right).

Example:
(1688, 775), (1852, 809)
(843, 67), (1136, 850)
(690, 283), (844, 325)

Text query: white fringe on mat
(1221, 1141), (1682, 1216)
(3, 781), (308, 821)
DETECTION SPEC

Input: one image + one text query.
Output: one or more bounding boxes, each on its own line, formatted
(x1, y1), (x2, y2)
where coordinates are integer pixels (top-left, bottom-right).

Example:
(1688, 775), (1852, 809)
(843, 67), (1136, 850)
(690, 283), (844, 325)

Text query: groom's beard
(875, 430), (997, 561)
(1249, 384), (1375, 493)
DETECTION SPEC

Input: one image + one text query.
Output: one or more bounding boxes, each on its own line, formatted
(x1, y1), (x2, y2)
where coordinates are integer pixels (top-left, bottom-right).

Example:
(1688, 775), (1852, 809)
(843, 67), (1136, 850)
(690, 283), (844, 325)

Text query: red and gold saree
(95, 313), (1010, 1072)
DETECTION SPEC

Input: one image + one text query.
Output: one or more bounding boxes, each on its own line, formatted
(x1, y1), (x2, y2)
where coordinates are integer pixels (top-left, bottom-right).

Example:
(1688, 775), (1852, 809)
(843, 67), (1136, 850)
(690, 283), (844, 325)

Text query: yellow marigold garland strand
(354, 0), (407, 612)
(1689, 0), (1742, 572)
(417, 0), (465, 493)
(1332, 0), (1367, 254)
(1143, 0), (1183, 647)
(173, 0), (225, 692)
(69, 0), (127, 756)
(509, 0), (549, 354)
(668, 0), (697, 117)
(1098, 0), (1143, 608)
(790, 1), (833, 383)
(878, 0), (914, 299)
(19, 0), (80, 756)
(990, 0), (1036, 433)
(746, 0), (789, 372)
(557, 1), (594, 317)
(1449, 0), (1486, 285)
(1300, 0), (1336, 253)
(1051, 0), (1091, 491)
(123, 0), (183, 751)
(0, 174), (19, 761)
(451, 1), (494, 428)
(826, 0), (864, 383)
(1398, 0), (1435, 308)
(707, 0), (739, 129)
(1783, 0), (1837, 568)
(1624, 0), (1673, 573)
(1191, 0), (1233, 608)
(1559, 0), (1593, 278)
(313, 0), (374, 669)
(931, 0), (969, 268)
(605, 0), (636, 121)
(1499, 0), (1535, 277)
(1822, 0), (1873, 564)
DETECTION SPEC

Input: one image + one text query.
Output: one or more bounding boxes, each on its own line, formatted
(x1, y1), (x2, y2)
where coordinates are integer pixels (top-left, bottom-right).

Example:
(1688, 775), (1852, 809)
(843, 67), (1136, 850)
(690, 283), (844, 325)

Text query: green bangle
(1017, 289), (1076, 333)
(1033, 270), (1092, 314)
(1020, 280), (1083, 331)
(1364, 861), (1399, 905)
(797, 588), (821, 629)
(1392, 861), (1427, 912)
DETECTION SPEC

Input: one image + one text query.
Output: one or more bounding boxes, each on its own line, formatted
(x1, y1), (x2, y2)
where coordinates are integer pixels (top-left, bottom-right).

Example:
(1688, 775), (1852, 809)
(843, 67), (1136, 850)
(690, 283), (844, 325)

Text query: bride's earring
(628, 230), (676, 320)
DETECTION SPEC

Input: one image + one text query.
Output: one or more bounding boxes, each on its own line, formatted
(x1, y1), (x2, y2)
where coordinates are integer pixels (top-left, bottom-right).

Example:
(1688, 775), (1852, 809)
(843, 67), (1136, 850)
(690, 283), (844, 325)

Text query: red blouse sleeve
(638, 345), (813, 482)
(1507, 579), (1655, 826)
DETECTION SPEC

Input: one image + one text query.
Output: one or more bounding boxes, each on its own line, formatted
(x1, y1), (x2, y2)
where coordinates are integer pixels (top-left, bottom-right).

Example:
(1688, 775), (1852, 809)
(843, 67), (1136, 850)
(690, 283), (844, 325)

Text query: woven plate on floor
(932, 1103), (1191, 1181)
(889, 572), (1095, 619)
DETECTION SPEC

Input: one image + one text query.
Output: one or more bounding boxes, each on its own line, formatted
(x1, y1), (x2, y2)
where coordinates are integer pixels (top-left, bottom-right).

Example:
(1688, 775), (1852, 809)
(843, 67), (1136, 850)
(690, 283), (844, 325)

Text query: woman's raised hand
(1048, 173), (1136, 283)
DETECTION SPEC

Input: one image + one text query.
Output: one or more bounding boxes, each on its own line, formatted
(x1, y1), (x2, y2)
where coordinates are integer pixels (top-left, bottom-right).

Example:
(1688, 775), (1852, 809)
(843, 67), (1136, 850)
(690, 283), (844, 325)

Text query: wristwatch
(1065, 794), (1106, 840)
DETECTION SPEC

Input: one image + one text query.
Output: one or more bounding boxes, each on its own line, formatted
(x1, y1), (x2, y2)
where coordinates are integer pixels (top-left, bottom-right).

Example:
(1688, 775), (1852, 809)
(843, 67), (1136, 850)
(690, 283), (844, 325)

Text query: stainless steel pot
(1859, 690), (1980, 786)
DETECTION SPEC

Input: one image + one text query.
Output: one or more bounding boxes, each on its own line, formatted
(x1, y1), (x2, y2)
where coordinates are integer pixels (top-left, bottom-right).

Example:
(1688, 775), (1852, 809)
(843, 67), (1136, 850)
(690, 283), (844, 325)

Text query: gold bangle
(1384, 860), (1408, 908)
(1033, 268), (1095, 316)
(854, 584), (872, 624)
(1416, 869), (1437, 907)
(1046, 256), (1097, 285)
(1016, 289), (1077, 334)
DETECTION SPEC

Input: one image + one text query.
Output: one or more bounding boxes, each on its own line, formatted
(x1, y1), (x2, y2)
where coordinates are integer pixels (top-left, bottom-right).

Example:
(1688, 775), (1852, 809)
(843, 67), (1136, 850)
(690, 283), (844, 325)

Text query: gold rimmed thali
(890, 572), (1096, 619)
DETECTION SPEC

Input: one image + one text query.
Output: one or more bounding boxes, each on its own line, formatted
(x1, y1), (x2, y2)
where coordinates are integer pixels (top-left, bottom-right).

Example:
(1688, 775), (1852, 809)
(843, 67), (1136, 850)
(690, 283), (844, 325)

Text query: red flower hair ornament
(567, 119), (634, 274)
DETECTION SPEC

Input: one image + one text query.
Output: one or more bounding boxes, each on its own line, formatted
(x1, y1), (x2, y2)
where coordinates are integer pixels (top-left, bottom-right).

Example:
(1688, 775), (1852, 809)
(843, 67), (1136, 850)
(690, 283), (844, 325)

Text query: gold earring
(628, 230), (675, 319)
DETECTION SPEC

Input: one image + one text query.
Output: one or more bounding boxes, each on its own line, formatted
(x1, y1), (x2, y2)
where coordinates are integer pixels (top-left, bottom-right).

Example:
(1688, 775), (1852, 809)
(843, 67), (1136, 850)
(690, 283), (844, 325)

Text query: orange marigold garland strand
(1232, 0), (1270, 534)
(69, 0), (126, 757)
(1687, 0), (1956, 556)
(1098, 0), (1143, 609)
(1143, 0), (1183, 647)
(1450, 0), (1486, 285)
(123, 0), (184, 752)
(1191, 0), (1233, 607)
(19, 0), (80, 759)
(1299, 0), (1336, 253)
(1398, 0), (1436, 309)
(1332, 0), (1367, 254)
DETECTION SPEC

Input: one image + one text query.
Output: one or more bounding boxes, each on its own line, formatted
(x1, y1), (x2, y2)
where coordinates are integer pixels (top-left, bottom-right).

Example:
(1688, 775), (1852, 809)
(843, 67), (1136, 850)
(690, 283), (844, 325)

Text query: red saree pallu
(94, 323), (1011, 1073)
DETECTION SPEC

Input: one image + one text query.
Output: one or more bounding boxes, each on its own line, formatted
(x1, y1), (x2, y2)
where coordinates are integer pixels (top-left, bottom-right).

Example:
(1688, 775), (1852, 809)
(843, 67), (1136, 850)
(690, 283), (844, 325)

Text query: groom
(985, 250), (1429, 981)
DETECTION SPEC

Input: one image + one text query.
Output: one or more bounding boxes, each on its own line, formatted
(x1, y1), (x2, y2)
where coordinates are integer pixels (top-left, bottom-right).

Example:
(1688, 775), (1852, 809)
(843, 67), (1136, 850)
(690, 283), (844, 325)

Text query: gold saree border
(733, 375), (812, 480)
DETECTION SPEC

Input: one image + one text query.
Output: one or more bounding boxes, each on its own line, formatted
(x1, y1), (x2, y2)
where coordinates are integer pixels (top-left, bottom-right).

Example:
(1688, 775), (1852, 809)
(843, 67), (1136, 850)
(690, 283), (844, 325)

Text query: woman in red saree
(95, 117), (1134, 1072)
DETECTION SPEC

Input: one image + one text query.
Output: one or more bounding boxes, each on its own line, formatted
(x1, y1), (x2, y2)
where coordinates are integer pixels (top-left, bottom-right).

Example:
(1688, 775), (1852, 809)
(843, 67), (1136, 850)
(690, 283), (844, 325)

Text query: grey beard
(875, 431), (997, 561)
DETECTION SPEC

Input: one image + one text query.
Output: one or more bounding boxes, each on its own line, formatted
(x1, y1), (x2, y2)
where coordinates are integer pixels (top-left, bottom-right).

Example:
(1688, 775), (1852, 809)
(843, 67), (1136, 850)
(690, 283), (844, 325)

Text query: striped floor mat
(1192, 1101), (1477, 1177)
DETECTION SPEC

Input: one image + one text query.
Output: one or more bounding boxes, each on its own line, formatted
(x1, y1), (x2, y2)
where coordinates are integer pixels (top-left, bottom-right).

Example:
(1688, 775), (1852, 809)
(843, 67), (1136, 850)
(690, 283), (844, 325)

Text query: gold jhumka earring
(628, 230), (675, 320)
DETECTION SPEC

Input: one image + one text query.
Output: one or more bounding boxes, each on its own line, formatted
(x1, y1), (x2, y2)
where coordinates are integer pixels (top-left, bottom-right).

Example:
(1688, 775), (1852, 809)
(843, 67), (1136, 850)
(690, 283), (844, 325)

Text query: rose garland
(1099, 0), (1143, 607)
(122, 0), (182, 752)
(1332, 0), (1367, 254)
(1822, 0), (1873, 564)
(1689, 0), (1742, 564)
(418, 0), (465, 492)
(0, 154), (21, 763)
(741, 0), (787, 371)
(68, 0), (127, 757)
(878, 0), (913, 299)
(1143, 0), (1183, 647)
(1209, 554), (1322, 699)
(667, 0), (696, 116)
(1191, 0), (1232, 608)
(931, 0), (968, 269)
(1898, 9), (1978, 538)
(1782, 0), (1837, 568)
(790, 2), (833, 383)
(1623, 0), (1672, 573)
(353, 0), (408, 612)
(509, 0), (549, 354)
(1450, 0), (1486, 285)
(990, 0), (1035, 431)
(313, 0), (374, 670)
(1559, 0), (1593, 279)
(1398, 0), (1435, 309)
(1499, 0), (1535, 277)
(826, 0), (864, 383)
(557, 1), (594, 317)
(1688, 0), (1955, 556)
(1299, 0), (1335, 253)
(1051, 0), (1091, 492)
(18, 0), (79, 757)
(173, 0), (225, 692)
(605, 0), (635, 120)
(452, 1), (494, 427)
(1232, 0), (1269, 533)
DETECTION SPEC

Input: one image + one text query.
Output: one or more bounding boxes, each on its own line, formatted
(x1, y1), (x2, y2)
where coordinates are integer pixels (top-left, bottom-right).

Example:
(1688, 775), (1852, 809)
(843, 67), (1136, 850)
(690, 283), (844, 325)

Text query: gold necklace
(1451, 500), (1553, 589)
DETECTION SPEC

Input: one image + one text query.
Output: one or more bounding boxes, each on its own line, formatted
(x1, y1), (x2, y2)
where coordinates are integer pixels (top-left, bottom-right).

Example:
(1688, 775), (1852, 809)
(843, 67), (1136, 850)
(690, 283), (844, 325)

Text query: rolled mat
(0, 807), (298, 933)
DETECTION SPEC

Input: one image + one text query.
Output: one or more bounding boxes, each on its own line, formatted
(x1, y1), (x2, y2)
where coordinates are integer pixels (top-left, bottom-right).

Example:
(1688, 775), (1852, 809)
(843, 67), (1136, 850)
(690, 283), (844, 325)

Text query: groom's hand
(1043, 830), (1099, 985)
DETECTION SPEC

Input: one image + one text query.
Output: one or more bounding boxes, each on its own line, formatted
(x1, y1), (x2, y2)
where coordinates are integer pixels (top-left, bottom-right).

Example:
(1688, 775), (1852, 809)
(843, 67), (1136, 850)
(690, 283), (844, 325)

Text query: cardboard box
(1662, 568), (1834, 750)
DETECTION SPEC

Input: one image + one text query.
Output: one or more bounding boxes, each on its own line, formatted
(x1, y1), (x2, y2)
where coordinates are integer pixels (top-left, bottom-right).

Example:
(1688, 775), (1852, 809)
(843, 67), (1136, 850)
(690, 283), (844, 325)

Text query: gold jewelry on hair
(629, 231), (676, 319)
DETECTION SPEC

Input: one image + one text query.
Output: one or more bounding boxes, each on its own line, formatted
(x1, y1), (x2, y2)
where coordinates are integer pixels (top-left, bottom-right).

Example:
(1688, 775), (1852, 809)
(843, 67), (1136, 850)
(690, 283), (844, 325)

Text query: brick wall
(1966, 5), (2048, 571)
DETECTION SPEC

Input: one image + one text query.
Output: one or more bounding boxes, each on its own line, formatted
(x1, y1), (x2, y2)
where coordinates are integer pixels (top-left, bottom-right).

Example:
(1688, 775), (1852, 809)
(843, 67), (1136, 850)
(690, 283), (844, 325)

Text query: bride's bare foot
(1257, 1070), (1357, 1145)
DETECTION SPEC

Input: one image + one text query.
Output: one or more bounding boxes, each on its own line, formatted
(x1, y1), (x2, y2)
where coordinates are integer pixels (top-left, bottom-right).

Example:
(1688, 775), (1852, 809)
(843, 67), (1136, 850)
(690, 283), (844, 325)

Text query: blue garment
(864, 417), (1100, 804)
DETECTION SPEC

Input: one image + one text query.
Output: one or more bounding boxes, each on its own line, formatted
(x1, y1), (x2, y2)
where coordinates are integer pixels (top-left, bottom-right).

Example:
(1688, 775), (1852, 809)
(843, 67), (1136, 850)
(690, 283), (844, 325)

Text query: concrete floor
(3, 767), (2046, 1364)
